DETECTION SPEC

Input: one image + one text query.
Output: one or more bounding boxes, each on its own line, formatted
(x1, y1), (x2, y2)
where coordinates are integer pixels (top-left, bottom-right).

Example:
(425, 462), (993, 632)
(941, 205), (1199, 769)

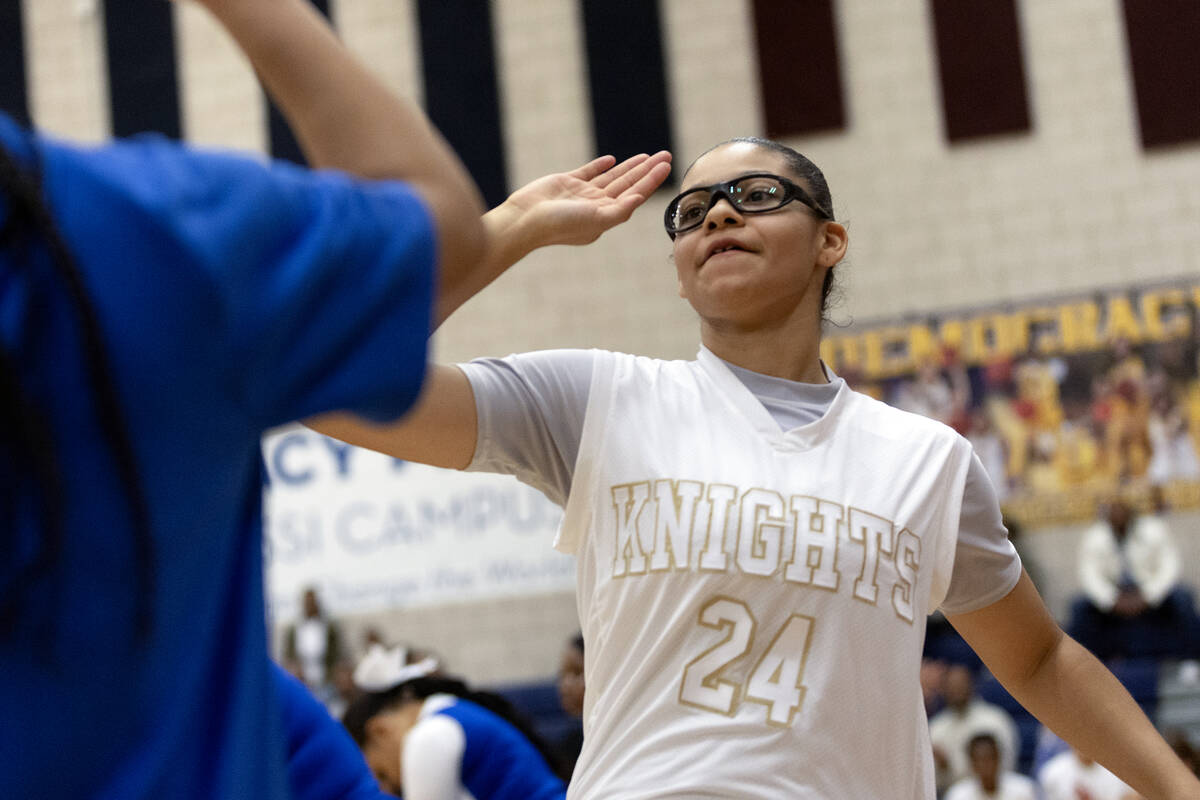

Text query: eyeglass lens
(670, 175), (789, 232)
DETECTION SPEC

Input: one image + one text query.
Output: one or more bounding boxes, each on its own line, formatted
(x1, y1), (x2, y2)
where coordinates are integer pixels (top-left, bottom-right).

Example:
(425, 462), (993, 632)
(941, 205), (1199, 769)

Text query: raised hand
(495, 151), (673, 251)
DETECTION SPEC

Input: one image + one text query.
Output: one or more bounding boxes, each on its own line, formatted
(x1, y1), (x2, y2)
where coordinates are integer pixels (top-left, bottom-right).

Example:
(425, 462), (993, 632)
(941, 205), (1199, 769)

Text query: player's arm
(307, 152), (672, 468)
(947, 572), (1200, 800)
(186, 0), (485, 315)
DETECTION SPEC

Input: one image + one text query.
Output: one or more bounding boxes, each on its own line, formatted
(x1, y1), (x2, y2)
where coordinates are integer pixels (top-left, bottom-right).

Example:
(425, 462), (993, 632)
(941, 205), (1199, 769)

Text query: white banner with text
(262, 425), (571, 623)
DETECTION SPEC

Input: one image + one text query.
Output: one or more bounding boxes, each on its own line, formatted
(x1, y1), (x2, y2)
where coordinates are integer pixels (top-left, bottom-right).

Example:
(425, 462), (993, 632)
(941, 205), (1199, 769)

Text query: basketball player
(342, 652), (567, 800)
(312, 139), (1200, 798)
(0, 0), (489, 794)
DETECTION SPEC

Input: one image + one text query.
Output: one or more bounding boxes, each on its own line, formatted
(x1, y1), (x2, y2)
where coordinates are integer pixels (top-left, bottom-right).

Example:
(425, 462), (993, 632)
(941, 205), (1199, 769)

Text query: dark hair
(684, 136), (842, 321)
(342, 675), (563, 774)
(0, 141), (154, 642)
(570, 632), (584, 654)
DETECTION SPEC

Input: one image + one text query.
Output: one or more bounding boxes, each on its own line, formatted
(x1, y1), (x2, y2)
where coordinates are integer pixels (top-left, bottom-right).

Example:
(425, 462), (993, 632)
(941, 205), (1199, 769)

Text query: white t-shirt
(462, 348), (1023, 799)
(1038, 751), (1137, 800)
(929, 699), (1021, 787)
(945, 772), (1037, 800)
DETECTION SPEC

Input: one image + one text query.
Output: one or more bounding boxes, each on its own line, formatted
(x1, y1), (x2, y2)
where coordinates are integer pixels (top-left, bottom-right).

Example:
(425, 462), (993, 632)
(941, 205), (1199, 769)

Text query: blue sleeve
(273, 663), (397, 800)
(38, 129), (436, 426)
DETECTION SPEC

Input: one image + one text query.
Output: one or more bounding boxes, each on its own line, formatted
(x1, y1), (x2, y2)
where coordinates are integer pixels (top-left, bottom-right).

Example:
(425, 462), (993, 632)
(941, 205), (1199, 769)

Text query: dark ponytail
(0, 141), (154, 642)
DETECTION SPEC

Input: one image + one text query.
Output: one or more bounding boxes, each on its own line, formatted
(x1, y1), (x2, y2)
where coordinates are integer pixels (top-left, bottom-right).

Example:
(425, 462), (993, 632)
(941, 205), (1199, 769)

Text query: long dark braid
(0, 140), (155, 641)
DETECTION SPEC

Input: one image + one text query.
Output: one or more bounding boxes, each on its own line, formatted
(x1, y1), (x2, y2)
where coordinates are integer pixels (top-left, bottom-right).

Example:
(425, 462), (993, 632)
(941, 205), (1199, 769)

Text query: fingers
(567, 155), (618, 182)
(590, 153), (650, 190)
(618, 158), (673, 201)
(601, 150), (672, 197)
(595, 160), (674, 225)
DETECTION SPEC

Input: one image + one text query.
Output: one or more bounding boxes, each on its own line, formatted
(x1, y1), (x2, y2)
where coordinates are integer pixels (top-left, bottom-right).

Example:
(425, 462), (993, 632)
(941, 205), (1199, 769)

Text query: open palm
(504, 151), (673, 248)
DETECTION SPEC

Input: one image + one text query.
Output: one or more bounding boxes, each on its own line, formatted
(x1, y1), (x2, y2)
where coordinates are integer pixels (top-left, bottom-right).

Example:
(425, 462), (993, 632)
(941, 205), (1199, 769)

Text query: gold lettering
(848, 508), (895, 605)
(610, 482), (651, 577)
(736, 488), (788, 577)
(784, 497), (842, 591)
(892, 529), (921, 624)
(649, 480), (703, 572)
(1141, 289), (1190, 341)
(1103, 295), (1144, 344)
(1059, 301), (1102, 353)
(698, 484), (737, 572)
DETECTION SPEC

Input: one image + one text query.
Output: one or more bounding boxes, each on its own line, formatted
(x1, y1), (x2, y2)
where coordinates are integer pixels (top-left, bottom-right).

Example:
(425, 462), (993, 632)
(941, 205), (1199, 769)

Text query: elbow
(424, 185), (487, 309)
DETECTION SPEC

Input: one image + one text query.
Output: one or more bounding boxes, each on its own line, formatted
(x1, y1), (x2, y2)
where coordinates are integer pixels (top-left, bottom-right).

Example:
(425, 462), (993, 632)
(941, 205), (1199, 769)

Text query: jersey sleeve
(402, 714), (467, 800)
(939, 453), (1023, 616)
(457, 349), (595, 506)
(42, 132), (436, 428)
(272, 663), (394, 800)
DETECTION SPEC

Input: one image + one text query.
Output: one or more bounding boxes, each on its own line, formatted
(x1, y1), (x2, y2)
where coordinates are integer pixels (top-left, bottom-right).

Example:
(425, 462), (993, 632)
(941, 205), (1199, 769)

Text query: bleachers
(493, 679), (579, 750)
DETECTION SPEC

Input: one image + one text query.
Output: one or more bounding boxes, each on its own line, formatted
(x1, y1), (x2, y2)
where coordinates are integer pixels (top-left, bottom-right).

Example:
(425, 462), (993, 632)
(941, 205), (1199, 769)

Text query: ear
(677, 277), (687, 299)
(817, 220), (848, 267)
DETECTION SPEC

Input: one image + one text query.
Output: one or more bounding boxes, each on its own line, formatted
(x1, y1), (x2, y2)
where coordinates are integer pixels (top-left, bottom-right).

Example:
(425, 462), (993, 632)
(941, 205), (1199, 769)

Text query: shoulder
(844, 388), (962, 438)
(407, 707), (467, 757)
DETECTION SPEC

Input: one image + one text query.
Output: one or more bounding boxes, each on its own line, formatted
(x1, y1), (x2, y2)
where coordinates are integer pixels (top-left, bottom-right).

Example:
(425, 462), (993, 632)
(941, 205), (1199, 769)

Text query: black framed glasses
(663, 173), (832, 238)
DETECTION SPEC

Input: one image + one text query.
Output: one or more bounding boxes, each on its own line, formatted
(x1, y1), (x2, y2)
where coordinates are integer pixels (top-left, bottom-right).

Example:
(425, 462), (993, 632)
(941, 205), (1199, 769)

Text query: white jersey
(557, 349), (973, 799)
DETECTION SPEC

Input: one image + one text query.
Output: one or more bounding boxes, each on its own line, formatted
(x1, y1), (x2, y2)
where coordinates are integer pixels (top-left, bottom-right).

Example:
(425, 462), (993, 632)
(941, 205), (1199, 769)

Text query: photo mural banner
(262, 425), (571, 621)
(819, 278), (1200, 527)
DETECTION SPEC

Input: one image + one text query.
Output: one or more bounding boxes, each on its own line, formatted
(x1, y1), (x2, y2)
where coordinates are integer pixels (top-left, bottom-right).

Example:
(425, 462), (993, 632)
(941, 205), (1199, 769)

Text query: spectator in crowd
(344, 648), (566, 800)
(944, 733), (1037, 800)
(967, 408), (1010, 503)
(1039, 746), (1140, 800)
(555, 632), (586, 780)
(326, 660), (360, 721)
(1068, 497), (1200, 661)
(921, 658), (948, 718)
(929, 665), (1020, 794)
(284, 586), (344, 691)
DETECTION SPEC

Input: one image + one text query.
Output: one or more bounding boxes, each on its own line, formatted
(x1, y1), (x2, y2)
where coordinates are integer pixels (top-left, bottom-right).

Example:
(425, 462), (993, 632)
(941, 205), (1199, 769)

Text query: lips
(702, 238), (751, 265)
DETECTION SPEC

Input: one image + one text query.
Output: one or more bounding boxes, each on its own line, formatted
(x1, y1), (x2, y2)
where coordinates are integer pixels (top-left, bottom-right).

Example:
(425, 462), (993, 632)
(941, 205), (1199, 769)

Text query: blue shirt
(0, 113), (435, 799)
(275, 663), (395, 800)
(416, 697), (566, 800)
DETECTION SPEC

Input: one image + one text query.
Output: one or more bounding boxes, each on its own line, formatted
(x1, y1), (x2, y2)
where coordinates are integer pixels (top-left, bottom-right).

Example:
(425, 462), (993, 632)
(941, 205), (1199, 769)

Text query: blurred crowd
(846, 330), (1200, 518)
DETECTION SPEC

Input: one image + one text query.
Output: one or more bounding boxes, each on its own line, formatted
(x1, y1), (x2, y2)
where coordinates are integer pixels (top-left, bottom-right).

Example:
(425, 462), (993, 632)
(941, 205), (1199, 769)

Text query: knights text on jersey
(558, 349), (972, 799)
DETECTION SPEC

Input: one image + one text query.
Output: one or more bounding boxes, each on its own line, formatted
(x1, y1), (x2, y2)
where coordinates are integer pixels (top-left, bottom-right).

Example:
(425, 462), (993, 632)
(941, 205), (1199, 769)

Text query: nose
(704, 192), (743, 229)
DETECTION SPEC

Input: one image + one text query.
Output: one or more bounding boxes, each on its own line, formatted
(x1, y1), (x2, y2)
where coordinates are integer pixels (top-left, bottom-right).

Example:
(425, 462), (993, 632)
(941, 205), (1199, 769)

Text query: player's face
(671, 143), (845, 331)
(362, 708), (412, 795)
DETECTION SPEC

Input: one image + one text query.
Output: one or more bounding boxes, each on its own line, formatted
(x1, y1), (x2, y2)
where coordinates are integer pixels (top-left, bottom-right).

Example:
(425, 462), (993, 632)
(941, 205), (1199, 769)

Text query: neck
(699, 315), (826, 383)
(980, 775), (998, 793)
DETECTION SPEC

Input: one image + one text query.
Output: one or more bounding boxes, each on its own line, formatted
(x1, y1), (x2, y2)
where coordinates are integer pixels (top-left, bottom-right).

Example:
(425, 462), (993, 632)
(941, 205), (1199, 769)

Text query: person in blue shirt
(275, 661), (396, 800)
(0, 0), (488, 796)
(342, 652), (566, 800)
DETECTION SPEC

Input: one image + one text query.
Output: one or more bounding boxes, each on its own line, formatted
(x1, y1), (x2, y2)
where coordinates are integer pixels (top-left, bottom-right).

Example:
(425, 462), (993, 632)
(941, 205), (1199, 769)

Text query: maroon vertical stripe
(751, 0), (846, 138)
(929, 0), (1031, 142)
(1121, 0), (1200, 148)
